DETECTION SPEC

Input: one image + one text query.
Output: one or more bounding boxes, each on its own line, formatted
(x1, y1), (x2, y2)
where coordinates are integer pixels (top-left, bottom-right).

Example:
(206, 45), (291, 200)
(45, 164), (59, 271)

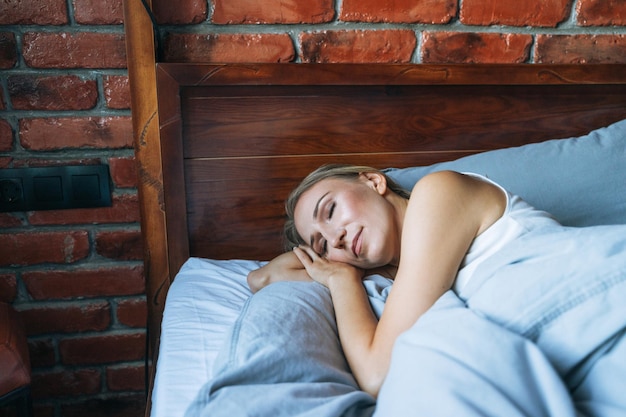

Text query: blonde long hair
(283, 164), (410, 250)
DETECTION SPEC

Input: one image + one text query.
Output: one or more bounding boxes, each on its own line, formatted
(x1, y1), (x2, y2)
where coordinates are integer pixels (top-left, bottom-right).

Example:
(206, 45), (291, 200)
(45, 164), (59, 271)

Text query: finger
(298, 245), (320, 260)
(292, 247), (312, 267)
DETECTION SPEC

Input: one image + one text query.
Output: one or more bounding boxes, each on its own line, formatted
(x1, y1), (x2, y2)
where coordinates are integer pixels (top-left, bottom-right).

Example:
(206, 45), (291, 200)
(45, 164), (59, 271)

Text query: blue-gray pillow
(385, 118), (626, 227)
(185, 281), (376, 417)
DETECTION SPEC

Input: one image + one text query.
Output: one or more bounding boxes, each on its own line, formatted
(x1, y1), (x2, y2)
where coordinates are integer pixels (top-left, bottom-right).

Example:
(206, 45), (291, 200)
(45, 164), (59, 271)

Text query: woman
(247, 164), (560, 396)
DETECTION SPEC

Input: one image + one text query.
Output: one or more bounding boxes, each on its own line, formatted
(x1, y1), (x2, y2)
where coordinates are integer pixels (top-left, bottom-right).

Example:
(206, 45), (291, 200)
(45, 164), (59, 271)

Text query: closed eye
(320, 202), (335, 256)
(312, 201), (334, 256)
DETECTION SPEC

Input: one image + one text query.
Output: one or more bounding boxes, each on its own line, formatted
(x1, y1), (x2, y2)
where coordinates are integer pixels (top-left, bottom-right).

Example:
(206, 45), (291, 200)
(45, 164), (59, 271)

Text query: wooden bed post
(122, 0), (173, 393)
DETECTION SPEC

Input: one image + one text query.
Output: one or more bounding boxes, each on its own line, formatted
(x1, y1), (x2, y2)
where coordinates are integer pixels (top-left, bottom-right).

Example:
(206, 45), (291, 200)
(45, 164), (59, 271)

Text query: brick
(106, 364), (145, 391)
(32, 369), (101, 398)
(0, 32), (18, 69)
(153, 0), (207, 24)
(0, 231), (89, 267)
(0, 212), (23, 228)
(95, 229), (143, 260)
(23, 265), (145, 300)
(341, 0), (456, 24)
(0, 0), (68, 25)
(108, 157), (137, 188)
(577, 0), (626, 26)
(60, 394), (145, 417)
(116, 297), (147, 328)
(460, 0), (571, 27)
(0, 86), (5, 110)
(213, 0), (333, 24)
(28, 338), (56, 368)
(163, 33), (295, 63)
(59, 332), (146, 365)
(28, 193), (140, 225)
(19, 116), (133, 150)
(0, 119), (13, 151)
(19, 301), (111, 334)
(536, 34), (626, 64)
(0, 157), (12, 168)
(422, 32), (532, 64)
(103, 75), (130, 109)
(8, 75), (98, 111)
(0, 274), (17, 302)
(300, 30), (416, 63)
(73, 0), (124, 25)
(23, 32), (127, 69)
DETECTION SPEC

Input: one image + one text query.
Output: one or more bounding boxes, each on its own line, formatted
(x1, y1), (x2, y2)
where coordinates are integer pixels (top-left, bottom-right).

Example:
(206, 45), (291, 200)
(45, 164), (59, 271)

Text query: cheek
(327, 249), (350, 263)
(367, 215), (396, 256)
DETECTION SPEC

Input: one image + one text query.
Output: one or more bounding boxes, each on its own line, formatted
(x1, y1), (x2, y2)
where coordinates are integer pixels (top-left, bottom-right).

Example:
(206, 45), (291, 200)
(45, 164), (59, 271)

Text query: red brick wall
(1, 0), (145, 416)
(155, 0), (626, 64)
(1, 0), (625, 416)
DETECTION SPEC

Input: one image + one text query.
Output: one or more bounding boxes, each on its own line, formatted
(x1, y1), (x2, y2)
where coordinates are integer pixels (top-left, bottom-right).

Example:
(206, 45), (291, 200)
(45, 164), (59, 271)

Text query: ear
(359, 172), (388, 195)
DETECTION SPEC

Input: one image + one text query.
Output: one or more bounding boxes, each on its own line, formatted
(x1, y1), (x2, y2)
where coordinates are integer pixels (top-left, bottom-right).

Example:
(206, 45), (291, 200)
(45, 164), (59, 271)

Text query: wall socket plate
(0, 165), (112, 212)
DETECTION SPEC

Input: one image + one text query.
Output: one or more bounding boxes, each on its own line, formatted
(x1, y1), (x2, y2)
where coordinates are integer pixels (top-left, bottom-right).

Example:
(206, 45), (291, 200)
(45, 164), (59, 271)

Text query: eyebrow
(310, 191), (329, 248)
(312, 192), (329, 220)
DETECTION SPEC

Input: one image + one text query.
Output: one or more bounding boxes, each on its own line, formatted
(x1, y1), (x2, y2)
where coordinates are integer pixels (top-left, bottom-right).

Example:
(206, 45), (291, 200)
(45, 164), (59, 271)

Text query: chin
(363, 257), (387, 270)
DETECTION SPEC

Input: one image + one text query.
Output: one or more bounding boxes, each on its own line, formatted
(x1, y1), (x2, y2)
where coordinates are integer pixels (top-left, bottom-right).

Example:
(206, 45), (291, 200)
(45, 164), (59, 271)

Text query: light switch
(34, 176), (63, 202)
(72, 174), (102, 201)
(0, 165), (111, 212)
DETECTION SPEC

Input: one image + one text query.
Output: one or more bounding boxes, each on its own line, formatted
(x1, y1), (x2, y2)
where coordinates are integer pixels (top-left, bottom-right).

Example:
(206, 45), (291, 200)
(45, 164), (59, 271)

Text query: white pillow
(151, 258), (257, 417)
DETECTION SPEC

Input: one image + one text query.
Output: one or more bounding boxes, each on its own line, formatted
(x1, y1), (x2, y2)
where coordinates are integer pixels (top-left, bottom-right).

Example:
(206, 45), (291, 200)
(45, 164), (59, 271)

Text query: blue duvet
(378, 224), (626, 417)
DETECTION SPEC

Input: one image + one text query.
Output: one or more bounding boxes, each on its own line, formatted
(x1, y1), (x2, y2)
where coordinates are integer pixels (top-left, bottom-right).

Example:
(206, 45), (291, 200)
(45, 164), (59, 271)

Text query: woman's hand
(292, 246), (364, 287)
(247, 251), (312, 293)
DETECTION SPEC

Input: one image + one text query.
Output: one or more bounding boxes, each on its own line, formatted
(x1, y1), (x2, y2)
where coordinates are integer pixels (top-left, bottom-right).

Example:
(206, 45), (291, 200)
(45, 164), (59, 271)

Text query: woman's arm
(296, 171), (506, 396)
(247, 251), (312, 293)
(248, 249), (396, 293)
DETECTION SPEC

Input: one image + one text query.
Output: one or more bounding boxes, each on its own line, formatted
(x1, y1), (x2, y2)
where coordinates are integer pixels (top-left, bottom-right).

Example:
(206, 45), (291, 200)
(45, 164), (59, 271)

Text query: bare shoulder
(410, 171), (506, 234)
(413, 171), (503, 199)
(413, 170), (487, 190)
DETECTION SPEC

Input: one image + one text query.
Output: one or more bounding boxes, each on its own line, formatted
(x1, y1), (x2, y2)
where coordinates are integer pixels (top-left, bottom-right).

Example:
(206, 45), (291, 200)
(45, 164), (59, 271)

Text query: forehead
(294, 177), (349, 219)
(295, 178), (336, 214)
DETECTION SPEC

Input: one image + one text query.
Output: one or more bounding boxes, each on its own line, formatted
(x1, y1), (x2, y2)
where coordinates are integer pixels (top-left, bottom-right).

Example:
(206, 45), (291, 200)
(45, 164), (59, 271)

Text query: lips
(352, 229), (362, 257)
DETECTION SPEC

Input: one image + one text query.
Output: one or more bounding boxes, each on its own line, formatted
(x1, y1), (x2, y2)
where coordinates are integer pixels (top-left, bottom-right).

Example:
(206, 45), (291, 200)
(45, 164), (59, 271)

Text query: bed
(123, 5), (626, 416)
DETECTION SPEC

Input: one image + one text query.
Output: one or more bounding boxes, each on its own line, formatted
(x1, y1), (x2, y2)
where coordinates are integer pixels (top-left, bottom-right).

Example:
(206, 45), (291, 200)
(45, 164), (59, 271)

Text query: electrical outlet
(0, 178), (23, 204)
(0, 165), (112, 212)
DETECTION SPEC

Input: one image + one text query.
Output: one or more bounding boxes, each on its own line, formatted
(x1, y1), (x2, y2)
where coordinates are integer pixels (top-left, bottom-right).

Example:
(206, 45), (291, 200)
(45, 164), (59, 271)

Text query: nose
(328, 227), (346, 249)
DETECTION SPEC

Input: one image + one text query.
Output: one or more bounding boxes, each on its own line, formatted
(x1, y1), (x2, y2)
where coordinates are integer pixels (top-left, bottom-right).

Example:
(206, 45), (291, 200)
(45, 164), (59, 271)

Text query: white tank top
(453, 173), (560, 294)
